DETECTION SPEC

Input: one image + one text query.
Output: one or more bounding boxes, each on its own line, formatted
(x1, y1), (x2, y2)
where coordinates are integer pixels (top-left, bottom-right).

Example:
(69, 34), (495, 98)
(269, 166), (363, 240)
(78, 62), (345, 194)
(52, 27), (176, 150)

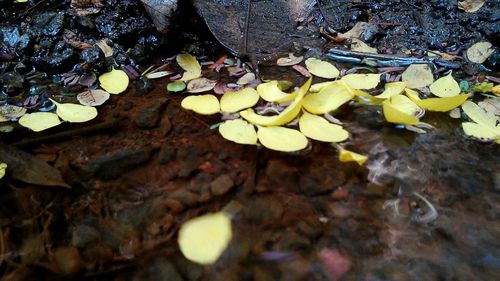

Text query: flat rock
(134, 99), (168, 129)
(86, 148), (152, 180)
(210, 174), (235, 196)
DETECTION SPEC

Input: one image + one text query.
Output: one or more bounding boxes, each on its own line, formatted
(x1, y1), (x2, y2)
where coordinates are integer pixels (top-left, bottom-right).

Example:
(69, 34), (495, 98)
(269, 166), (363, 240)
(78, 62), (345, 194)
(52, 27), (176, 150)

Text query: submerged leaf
(338, 148), (368, 165)
(305, 58), (339, 79)
(382, 95), (421, 125)
(19, 112), (61, 132)
(257, 126), (308, 152)
(402, 64), (434, 89)
(429, 73), (461, 97)
(181, 95), (220, 115)
(167, 81), (186, 92)
(178, 212), (232, 265)
(302, 81), (356, 114)
(405, 89), (469, 112)
(220, 88), (259, 113)
(187, 78), (217, 93)
(466, 41), (495, 64)
(219, 119), (257, 145)
(299, 111), (349, 142)
(50, 99), (98, 123)
(77, 89), (110, 106)
(341, 73), (381, 90)
(177, 53), (202, 81)
(374, 82), (406, 99)
(98, 68), (129, 94)
(240, 78), (312, 126)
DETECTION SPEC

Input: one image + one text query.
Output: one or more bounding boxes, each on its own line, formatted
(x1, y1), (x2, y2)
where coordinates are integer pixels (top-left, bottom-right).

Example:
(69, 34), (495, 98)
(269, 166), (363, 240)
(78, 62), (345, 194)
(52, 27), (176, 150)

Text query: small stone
(210, 174), (235, 196)
(178, 153), (199, 178)
(158, 144), (176, 164)
(134, 99), (168, 128)
(168, 189), (200, 207)
(86, 148), (151, 180)
(245, 196), (284, 223)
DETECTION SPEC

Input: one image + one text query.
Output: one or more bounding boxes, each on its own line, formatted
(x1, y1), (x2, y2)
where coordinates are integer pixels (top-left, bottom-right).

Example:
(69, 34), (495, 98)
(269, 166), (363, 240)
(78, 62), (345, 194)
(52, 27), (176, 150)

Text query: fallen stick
(326, 49), (462, 69)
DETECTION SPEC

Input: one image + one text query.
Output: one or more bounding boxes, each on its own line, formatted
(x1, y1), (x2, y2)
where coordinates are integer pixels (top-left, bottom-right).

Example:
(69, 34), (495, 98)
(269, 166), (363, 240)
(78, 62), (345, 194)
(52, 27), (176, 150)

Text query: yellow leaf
(492, 84), (500, 95)
(466, 41), (495, 64)
(50, 99), (98, 123)
(0, 104), (26, 118)
(236, 73), (256, 85)
(341, 73), (381, 90)
(181, 95), (220, 115)
(405, 88), (469, 112)
(338, 148), (368, 165)
(0, 115), (7, 122)
(98, 68), (129, 94)
(19, 112), (61, 132)
(220, 88), (259, 113)
(218, 119), (257, 145)
(374, 82), (406, 99)
(257, 126), (308, 152)
(178, 212), (232, 265)
(299, 111), (349, 142)
(462, 101), (500, 139)
(305, 58), (339, 79)
(462, 122), (498, 142)
(402, 64), (434, 89)
(256, 81), (296, 103)
(350, 38), (378, 53)
(382, 95), (421, 125)
(310, 81), (336, 93)
(240, 77), (312, 126)
(177, 53), (202, 81)
(429, 73), (461, 97)
(0, 163), (6, 179)
(302, 81), (355, 114)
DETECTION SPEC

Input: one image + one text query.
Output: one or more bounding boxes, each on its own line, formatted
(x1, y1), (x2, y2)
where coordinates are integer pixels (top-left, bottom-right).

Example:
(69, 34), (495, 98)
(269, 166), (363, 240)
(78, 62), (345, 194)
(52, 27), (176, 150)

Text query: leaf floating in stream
(220, 87), (259, 113)
(98, 68), (129, 94)
(166, 81), (186, 92)
(257, 126), (308, 152)
(19, 112), (61, 132)
(50, 99), (98, 123)
(341, 73), (381, 90)
(429, 73), (461, 97)
(305, 58), (339, 79)
(187, 78), (217, 93)
(181, 95), (220, 115)
(405, 89), (469, 112)
(177, 53), (202, 81)
(461, 101), (500, 143)
(219, 119), (258, 145)
(338, 148), (368, 165)
(299, 111), (349, 142)
(77, 89), (110, 106)
(374, 82), (406, 99)
(382, 95), (421, 125)
(0, 163), (6, 179)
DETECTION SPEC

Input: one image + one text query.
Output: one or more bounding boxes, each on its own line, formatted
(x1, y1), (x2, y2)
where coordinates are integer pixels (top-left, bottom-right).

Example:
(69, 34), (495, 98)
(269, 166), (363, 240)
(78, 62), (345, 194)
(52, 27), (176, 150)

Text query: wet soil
(0, 1), (499, 281)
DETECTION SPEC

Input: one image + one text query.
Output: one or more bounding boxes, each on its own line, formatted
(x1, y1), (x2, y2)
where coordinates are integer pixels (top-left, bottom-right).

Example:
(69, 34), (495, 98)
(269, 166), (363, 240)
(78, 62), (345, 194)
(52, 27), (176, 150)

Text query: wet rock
(275, 232), (310, 250)
(1, 27), (30, 51)
(72, 225), (101, 248)
(94, 10), (153, 41)
(0, 71), (24, 95)
(142, 0), (178, 33)
(81, 46), (102, 65)
(257, 159), (299, 192)
(178, 152), (200, 178)
(135, 76), (154, 96)
(33, 12), (65, 36)
(168, 189), (200, 207)
(175, 257), (204, 281)
(158, 144), (176, 164)
(86, 148), (152, 180)
(299, 162), (346, 195)
(146, 259), (183, 281)
(210, 174), (235, 196)
(34, 40), (76, 71)
(245, 196), (284, 223)
(134, 99), (168, 128)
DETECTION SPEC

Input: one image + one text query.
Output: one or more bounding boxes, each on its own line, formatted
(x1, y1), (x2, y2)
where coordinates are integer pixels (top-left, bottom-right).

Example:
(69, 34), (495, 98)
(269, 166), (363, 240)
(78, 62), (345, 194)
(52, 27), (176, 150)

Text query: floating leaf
(98, 68), (129, 94)
(257, 126), (308, 152)
(0, 163), (6, 179)
(177, 53), (202, 81)
(220, 88), (259, 113)
(219, 119), (257, 145)
(402, 64), (434, 89)
(478, 98), (500, 116)
(256, 81), (296, 103)
(0, 115), (8, 122)
(0, 104), (26, 118)
(178, 212), (232, 265)
(350, 38), (377, 53)
(305, 58), (339, 79)
(187, 78), (217, 93)
(167, 81), (186, 92)
(181, 95), (220, 115)
(277, 53), (303, 66)
(240, 78), (311, 126)
(466, 41), (495, 64)
(299, 111), (349, 142)
(374, 82), (406, 99)
(382, 95), (421, 125)
(50, 99), (98, 123)
(458, 0), (485, 13)
(405, 89), (469, 112)
(77, 89), (110, 106)
(492, 84), (500, 95)
(236, 73), (256, 85)
(338, 148), (368, 165)
(429, 73), (461, 97)
(19, 112), (61, 132)
(310, 81), (336, 93)
(302, 81), (356, 114)
(145, 71), (174, 79)
(341, 73), (381, 90)
(461, 101), (500, 142)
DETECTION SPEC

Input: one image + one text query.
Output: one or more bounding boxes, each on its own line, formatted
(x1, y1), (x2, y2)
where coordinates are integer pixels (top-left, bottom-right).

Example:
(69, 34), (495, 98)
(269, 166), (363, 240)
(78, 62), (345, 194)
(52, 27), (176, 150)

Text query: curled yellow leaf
(181, 95), (220, 115)
(341, 73), (381, 90)
(218, 119), (257, 145)
(50, 99), (98, 123)
(178, 212), (232, 265)
(220, 87), (260, 113)
(240, 77), (311, 126)
(177, 53), (202, 81)
(257, 126), (308, 152)
(402, 64), (434, 89)
(429, 73), (461, 97)
(302, 81), (355, 114)
(405, 89), (469, 112)
(305, 58), (339, 79)
(310, 81), (336, 93)
(256, 81), (296, 103)
(382, 95), (421, 125)
(19, 112), (61, 132)
(374, 82), (406, 99)
(338, 148), (368, 166)
(98, 68), (129, 94)
(299, 111), (349, 142)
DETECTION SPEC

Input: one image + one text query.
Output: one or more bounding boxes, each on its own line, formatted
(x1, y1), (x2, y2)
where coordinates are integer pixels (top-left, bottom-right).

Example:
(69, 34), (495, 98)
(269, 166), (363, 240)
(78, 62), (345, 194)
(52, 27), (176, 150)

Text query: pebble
(210, 174), (235, 196)
(134, 99), (168, 128)
(86, 148), (152, 180)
